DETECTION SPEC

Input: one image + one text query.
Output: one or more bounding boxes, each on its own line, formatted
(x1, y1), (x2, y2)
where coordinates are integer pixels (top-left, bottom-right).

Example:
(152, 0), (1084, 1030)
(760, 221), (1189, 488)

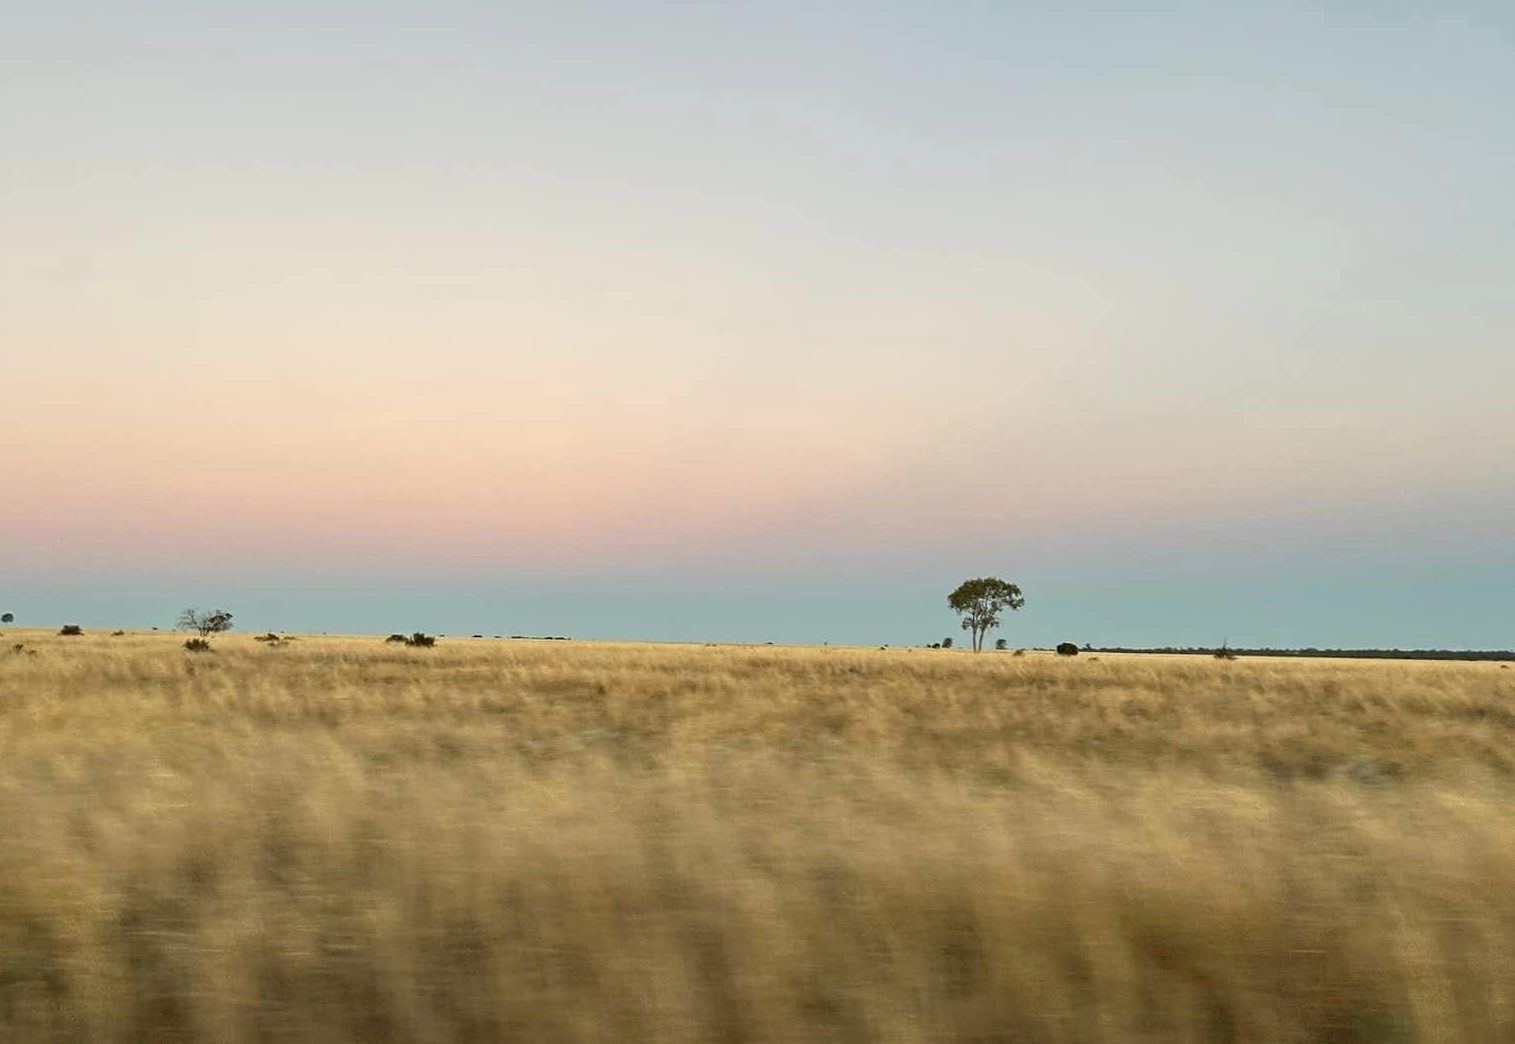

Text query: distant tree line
(1092, 646), (1515, 663)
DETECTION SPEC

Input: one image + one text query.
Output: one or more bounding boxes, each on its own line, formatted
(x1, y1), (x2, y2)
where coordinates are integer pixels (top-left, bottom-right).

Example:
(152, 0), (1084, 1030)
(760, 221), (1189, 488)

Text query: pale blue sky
(3, 3), (1512, 646)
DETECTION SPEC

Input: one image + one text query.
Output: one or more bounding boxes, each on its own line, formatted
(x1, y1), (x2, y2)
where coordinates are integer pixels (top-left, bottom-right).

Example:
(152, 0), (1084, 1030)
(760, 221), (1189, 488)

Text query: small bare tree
(178, 608), (234, 638)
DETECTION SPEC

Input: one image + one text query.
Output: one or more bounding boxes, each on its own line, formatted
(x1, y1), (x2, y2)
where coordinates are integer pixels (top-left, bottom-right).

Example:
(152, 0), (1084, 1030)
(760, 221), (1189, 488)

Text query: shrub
(1013, 648), (1026, 657)
(382, 632), (438, 646)
(0, 612), (13, 624)
(59, 625), (83, 637)
(183, 638), (213, 653)
(253, 633), (282, 643)
(941, 637), (953, 649)
(1055, 642), (1079, 657)
(995, 638), (1008, 651)
(111, 630), (126, 636)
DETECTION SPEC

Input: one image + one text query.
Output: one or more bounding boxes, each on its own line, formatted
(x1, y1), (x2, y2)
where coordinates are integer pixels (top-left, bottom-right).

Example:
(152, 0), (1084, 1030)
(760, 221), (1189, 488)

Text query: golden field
(2, 630), (1514, 1041)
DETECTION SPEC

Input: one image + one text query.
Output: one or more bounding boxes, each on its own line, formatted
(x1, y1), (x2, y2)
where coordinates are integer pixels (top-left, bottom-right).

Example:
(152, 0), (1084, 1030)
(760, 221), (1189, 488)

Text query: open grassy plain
(2, 630), (1514, 1041)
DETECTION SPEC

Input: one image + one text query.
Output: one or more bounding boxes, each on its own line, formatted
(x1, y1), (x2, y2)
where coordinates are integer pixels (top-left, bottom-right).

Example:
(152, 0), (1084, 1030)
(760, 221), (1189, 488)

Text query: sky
(3, 2), (1513, 647)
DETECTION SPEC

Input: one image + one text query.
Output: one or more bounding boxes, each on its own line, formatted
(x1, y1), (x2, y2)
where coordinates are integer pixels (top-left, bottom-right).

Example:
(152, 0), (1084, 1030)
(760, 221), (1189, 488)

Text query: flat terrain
(2, 631), (1514, 1041)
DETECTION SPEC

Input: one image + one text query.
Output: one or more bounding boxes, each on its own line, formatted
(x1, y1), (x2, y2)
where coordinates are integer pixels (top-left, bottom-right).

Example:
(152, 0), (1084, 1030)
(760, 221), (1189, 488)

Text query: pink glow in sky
(4, 3), (1514, 646)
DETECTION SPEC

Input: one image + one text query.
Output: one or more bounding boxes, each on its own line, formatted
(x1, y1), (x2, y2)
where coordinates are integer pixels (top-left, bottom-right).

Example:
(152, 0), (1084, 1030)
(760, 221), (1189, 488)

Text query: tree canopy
(948, 578), (1025, 652)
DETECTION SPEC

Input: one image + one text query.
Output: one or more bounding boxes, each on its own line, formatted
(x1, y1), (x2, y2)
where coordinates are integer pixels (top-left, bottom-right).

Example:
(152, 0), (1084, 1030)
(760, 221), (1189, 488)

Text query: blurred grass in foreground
(2, 632), (1513, 1041)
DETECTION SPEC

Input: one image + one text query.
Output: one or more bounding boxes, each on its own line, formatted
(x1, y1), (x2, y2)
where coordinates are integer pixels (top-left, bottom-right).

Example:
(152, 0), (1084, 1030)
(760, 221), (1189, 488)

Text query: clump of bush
(1214, 642), (1238, 661)
(995, 638), (1009, 651)
(183, 638), (213, 653)
(59, 625), (83, 637)
(111, 630), (126, 636)
(1056, 642), (1079, 657)
(386, 632), (436, 648)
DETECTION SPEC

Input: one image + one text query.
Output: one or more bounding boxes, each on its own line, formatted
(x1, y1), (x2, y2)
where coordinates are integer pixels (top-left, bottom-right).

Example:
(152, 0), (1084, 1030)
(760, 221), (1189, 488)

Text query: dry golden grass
(2, 629), (1514, 1041)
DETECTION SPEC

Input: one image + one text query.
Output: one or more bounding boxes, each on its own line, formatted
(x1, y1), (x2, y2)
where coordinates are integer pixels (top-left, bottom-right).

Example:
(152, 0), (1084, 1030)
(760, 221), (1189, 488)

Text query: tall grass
(2, 631), (1513, 1040)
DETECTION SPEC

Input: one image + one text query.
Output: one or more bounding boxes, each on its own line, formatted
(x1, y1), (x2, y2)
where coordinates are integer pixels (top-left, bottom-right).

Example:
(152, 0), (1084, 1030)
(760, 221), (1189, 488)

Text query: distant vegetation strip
(1092, 646), (1515, 662)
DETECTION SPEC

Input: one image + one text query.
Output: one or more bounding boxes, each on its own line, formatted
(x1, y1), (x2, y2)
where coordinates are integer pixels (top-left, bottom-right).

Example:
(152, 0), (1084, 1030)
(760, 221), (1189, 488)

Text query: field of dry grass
(2, 629), (1514, 1041)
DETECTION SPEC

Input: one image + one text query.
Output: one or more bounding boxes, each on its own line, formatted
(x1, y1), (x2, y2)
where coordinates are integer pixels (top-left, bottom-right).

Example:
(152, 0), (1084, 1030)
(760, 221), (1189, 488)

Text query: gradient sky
(4, 2), (1513, 647)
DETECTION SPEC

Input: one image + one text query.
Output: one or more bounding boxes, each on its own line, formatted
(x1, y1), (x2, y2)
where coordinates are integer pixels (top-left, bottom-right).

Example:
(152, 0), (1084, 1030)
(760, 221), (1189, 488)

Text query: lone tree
(178, 608), (234, 638)
(948, 577), (1025, 652)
